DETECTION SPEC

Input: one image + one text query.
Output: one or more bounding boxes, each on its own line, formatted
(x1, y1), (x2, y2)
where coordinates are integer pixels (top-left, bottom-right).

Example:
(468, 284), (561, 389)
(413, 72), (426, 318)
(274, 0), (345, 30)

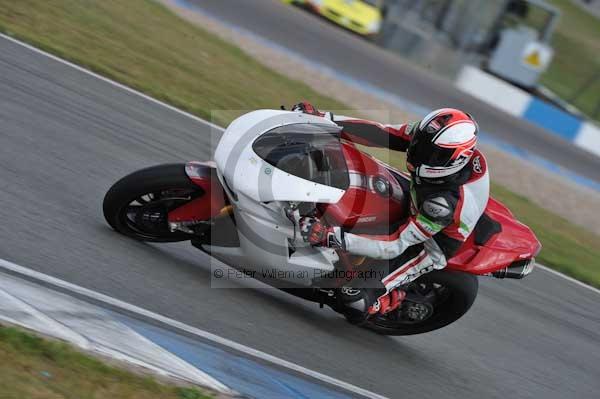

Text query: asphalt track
(186, 0), (600, 183)
(0, 35), (599, 399)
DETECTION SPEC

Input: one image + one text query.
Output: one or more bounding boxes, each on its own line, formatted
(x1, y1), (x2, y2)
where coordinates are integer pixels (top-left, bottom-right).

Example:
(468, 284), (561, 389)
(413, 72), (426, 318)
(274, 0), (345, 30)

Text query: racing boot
(338, 282), (406, 325)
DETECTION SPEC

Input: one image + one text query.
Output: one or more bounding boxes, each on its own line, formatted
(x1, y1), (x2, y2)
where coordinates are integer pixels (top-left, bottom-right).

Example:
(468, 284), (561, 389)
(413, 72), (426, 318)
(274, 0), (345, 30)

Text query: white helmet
(406, 108), (478, 182)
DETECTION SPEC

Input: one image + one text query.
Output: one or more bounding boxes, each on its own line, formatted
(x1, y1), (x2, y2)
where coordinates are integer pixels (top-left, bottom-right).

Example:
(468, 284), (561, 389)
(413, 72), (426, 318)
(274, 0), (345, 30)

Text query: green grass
(0, 0), (345, 127)
(0, 325), (211, 399)
(490, 184), (600, 286)
(0, 0), (598, 287)
(541, 0), (600, 119)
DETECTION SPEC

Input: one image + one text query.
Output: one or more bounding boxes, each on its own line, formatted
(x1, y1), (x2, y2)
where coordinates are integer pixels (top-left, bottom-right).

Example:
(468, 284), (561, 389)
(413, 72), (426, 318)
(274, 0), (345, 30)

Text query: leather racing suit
(330, 114), (490, 292)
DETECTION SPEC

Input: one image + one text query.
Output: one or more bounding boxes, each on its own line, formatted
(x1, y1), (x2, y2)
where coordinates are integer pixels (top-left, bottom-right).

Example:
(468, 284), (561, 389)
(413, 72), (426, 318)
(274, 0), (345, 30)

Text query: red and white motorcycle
(103, 110), (541, 335)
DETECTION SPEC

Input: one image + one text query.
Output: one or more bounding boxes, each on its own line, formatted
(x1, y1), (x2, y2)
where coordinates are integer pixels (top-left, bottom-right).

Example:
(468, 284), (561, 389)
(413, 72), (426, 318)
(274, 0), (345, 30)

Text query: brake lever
(284, 203), (300, 242)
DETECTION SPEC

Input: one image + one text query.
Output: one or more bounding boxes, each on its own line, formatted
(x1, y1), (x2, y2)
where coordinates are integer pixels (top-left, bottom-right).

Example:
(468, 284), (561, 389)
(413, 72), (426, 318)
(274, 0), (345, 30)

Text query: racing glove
(299, 217), (343, 248)
(291, 101), (333, 120)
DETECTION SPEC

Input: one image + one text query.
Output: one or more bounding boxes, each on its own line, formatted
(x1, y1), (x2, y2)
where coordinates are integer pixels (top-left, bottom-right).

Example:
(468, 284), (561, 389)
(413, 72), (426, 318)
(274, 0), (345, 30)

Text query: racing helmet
(406, 108), (478, 182)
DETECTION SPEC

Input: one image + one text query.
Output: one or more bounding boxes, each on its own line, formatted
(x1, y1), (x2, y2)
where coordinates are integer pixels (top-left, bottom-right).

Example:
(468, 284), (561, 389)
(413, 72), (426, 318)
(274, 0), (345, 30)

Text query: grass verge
(0, 324), (211, 399)
(541, 0), (600, 120)
(490, 183), (600, 286)
(0, 0), (345, 127)
(0, 0), (598, 287)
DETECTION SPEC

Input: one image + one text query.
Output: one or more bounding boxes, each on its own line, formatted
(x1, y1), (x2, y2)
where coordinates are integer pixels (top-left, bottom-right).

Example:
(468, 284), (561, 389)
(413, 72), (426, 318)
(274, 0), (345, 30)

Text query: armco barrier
(456, 65), (600, 157)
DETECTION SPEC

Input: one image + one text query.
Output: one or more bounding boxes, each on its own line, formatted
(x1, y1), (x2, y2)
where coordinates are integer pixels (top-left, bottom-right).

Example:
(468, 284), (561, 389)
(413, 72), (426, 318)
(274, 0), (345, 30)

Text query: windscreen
(252, 123), (349, 190)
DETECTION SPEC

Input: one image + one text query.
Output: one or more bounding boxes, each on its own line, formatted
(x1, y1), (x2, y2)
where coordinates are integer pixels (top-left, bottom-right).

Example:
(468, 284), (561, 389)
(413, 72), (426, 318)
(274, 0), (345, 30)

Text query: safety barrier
(456, 65), (600, 157)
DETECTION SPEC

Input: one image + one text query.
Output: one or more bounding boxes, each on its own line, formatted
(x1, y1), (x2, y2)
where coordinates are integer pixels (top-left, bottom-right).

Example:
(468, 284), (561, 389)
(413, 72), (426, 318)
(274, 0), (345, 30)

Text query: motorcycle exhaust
(490, 259), (535, 279)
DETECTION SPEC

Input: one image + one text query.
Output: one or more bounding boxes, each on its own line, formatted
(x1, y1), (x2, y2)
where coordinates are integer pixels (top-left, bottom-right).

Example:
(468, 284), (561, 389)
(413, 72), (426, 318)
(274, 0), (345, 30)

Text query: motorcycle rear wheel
(103, 163), (202, 242)
(364, 270), (478, 335)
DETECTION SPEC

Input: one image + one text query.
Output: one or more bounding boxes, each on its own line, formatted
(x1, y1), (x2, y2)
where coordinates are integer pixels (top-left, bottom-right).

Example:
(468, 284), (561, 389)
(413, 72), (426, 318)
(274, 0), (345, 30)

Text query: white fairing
(209, 110), (344, 285)
(214, 110), (345, 204)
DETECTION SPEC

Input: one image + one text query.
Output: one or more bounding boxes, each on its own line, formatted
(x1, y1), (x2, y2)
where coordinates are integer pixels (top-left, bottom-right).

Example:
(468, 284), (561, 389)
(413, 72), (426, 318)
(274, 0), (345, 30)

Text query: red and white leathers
(292, 102), (489, 314)
(331, 113), (490, 295)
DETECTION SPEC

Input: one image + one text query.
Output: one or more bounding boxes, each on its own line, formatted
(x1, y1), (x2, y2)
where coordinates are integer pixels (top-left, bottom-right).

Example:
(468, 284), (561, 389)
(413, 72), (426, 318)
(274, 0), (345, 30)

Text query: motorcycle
(103, 109), (541, 335)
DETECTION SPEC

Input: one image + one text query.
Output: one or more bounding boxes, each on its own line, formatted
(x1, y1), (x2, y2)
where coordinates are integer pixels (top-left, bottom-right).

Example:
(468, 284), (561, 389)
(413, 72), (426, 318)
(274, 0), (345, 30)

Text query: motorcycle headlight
(372, 176), (390, 197)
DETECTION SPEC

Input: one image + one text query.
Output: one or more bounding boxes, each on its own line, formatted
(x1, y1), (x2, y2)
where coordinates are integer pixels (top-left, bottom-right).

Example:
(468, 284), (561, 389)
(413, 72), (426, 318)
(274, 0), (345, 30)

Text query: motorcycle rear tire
(364, 270), (478, 335)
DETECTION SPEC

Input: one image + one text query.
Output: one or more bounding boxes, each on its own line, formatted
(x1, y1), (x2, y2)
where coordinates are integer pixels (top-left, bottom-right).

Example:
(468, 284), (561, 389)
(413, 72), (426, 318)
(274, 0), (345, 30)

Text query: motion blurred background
(285, 0), (600, 120)
(1, 1), (600, 398)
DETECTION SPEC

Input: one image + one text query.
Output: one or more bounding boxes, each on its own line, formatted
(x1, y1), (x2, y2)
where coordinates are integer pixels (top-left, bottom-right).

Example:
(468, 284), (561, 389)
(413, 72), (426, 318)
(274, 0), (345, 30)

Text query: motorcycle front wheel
(363, 270), (478, 335)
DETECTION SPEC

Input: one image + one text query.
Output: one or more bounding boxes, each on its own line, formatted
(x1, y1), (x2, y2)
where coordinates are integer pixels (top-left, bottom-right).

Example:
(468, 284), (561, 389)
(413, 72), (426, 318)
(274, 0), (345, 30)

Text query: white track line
(0, 258), (387, 399)
(535, 264), (600, 295)
(0, 33), (224, 132)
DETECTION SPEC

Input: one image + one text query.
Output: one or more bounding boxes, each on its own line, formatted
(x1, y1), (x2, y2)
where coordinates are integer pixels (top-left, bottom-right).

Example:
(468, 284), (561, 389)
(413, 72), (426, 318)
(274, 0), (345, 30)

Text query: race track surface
(0, 36), (599, 398)
(187, 0), (600, 182)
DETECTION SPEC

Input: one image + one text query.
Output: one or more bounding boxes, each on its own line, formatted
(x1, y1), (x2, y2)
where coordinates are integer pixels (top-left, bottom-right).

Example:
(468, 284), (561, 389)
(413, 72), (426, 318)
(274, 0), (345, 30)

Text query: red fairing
(325, 142), (539, 275)
(447, 198), (542, 275)
(320, 143), (409, 230)
(167, 161), (227, 223)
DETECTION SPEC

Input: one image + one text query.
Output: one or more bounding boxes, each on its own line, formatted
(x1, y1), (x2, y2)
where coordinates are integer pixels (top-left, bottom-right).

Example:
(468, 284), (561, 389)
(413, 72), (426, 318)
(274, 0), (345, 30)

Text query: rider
(292, 102), (490, 322)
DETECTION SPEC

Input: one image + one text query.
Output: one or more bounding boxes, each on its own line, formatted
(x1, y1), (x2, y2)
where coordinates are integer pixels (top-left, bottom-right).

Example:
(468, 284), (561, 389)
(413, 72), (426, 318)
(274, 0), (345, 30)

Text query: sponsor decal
(423, 167), (448, 174)
(407, 230), (421, 241)
(423, 198), (450, 218)
(396, 264), (435, 286)
(392, 264), (435, 287)
(424, 203), (442, 216)
(357, 216), (376, 223)
(416, 214), (442, 235)
(341, 287), (361, 296)
(472, 156), (482, 173)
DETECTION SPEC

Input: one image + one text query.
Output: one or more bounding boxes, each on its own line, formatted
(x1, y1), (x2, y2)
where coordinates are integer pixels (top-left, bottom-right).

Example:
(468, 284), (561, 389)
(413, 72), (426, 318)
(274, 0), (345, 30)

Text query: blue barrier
(457, 66), (600, 158)
(523, 98), (582, 141)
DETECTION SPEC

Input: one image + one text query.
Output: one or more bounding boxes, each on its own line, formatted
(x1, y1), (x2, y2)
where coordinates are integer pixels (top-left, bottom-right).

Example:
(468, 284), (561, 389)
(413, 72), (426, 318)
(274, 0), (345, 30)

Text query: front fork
(167, 161), (228, 233)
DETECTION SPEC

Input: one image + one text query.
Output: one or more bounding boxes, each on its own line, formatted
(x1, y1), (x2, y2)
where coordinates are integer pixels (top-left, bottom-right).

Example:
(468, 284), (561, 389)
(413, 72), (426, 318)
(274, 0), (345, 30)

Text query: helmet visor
(406, 130), (455, 169)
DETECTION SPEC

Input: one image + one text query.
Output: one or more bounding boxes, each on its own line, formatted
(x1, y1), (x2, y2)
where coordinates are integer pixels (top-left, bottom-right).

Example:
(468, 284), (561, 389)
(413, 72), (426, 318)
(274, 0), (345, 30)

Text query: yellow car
(283, 0), (384, 36)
